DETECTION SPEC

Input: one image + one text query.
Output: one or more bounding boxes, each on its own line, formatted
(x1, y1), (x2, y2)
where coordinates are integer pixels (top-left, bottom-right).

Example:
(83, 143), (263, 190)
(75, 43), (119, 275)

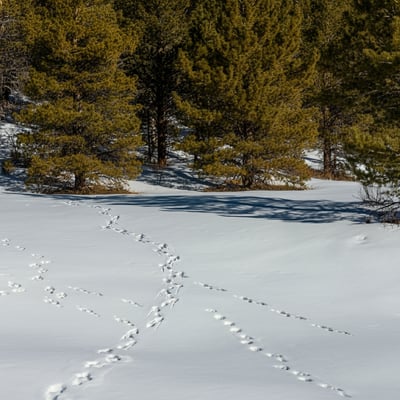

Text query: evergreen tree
(176, 0), (318, 188)
(0, 0), (29, 108)
(16, 0), (141, 192)
(302, 0), (353, 178)
(344, 1), (400, 199)
(114, 0), (190, 166)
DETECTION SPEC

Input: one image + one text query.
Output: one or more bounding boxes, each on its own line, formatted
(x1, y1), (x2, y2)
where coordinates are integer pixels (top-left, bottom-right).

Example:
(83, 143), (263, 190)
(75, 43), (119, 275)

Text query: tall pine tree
(0, 0), (29, 107)
(302, 0), (353, 178)
(114, 0), (190, 167)
(344, 1), (400, 200)
(176, 0), (318, 188)
(17, 0), (141, 192)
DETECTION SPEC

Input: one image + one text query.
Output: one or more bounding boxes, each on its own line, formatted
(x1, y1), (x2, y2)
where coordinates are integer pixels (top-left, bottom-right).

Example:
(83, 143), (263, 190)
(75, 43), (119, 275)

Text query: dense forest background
(1, 0), (400, 198)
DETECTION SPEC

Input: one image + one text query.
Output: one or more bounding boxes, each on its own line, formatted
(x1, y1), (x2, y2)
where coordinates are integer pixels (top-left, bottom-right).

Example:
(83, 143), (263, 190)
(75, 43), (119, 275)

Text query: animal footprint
(1, 238), (10, 246)
(146, 316), (164, 329)
(72, 372), (92, 386)
(161, 297), (179, 308)
(8, 281), (25, 293)
(291, 370), (313, 382)
(97, 348), (113, 354)
(273, 364), (290, 371)
(104, 354), (122, 364)
(45, 286), (56, 294)
(134, 233), (148, 243)
(114, 315), (135, 327)
(44, 297), (62, 308)
(117, 340), (137, 350)
(248, 345), (263, 352)
(84, 360), (105, 369)
(68, 286), (103, 296)
(265, 353), (288, 363)
(77, 306), (100, 318)
(353, 234), (368, 243)
(121, 328), (139, 339)
(45, 383), (66, 400)
(121, 298), (143, 307)
(311, 323), (351, 336)
(194, 281), (227, 292)
(155, 243), (168, 254)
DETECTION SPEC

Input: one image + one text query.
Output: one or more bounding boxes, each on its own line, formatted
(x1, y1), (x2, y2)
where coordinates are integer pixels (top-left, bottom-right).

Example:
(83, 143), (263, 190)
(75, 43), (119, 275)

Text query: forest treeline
(1, 0), (400, 196)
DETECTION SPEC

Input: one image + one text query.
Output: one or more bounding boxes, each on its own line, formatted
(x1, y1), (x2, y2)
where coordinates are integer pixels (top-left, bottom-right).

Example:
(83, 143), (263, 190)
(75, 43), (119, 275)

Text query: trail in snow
(206, 308), (352, 398)
(40, 201), (187, 399)
(194, 280), (352, 336)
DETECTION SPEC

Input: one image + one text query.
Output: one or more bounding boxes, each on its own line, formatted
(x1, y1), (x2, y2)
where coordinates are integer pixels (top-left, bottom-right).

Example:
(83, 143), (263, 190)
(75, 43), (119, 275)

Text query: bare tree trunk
(156, 96), (168, 167)
(74, 173), (86, 191)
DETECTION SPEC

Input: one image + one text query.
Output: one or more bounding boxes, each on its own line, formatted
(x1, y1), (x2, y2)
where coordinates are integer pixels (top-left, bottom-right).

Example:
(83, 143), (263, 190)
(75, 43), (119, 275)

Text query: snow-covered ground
(1, 121), (400, 400)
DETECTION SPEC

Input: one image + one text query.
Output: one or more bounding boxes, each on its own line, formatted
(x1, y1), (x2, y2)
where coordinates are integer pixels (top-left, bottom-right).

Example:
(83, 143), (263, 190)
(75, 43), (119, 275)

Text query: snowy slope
(1, 122), (400, 400)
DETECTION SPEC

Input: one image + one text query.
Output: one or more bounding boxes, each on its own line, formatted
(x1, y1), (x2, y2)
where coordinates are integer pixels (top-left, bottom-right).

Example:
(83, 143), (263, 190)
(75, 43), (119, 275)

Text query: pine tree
(175, 0), (318, 188)
(0, 0), (29, 108)
(302, 0), (353, 178)
(16, 0), (141, 193)
(114, 0), (190, 167)
(344, 1), (400, 200)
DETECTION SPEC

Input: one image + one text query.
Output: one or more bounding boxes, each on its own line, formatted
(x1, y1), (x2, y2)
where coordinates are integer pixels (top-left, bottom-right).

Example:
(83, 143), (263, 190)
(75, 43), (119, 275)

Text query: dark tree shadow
(18, 192), (369, 224)
(100, 194), (368, 224)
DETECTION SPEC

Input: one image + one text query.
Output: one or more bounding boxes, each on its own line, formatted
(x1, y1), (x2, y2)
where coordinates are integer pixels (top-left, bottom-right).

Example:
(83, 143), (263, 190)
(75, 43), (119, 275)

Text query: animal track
(45, 286), (56, 294)
(44, 200), (187, 398)
(195, 280), (351, 336)
(194, 281), (227, 292)
(353, 234), (368, 244)
(7, 281), (26, 293)
(45, 383), (66, 400)
(206, 308), (351, 398)
(29, 260), (51, 269)
(233, 294), (352, 335)
(77, 306), (100, 318)
(84, 353), (124, 370)
(72, 371), (92, 386)
(1, 238), (10, 246)
(117, 340), (137, 350)
(121, 298), (143, 307)
(97, 348), (113, 354)
(67, 286), (103, 297)
(43, 297), (62, 308)
(310, 323), (351, 336)
(121, 327), (139, 339)
(114, 315), (136, 327)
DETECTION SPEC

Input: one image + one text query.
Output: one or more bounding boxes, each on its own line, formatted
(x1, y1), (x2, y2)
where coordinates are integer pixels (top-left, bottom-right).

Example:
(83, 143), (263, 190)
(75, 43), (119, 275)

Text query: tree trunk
(321, 107), (334, 178)
(323, 138), (333, 178)
(156, 103), (168, 168)
(74, 173), (85, 191)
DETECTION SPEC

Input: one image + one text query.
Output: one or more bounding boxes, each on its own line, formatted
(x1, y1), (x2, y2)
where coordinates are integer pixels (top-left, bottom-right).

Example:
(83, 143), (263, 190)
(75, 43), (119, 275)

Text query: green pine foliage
(114, 0), (190, 167)
(344, 1), (400, 198)
(16, 0), (142, 193)
(302, 0), (353, 178)
(175, 0), (318, 189)
(0, 0), (29, 104)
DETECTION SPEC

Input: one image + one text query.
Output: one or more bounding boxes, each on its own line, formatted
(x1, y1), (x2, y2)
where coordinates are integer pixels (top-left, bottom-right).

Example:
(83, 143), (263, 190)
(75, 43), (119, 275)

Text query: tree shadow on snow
(0, 171), (27, 192)
(94, 194), (369, 224)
